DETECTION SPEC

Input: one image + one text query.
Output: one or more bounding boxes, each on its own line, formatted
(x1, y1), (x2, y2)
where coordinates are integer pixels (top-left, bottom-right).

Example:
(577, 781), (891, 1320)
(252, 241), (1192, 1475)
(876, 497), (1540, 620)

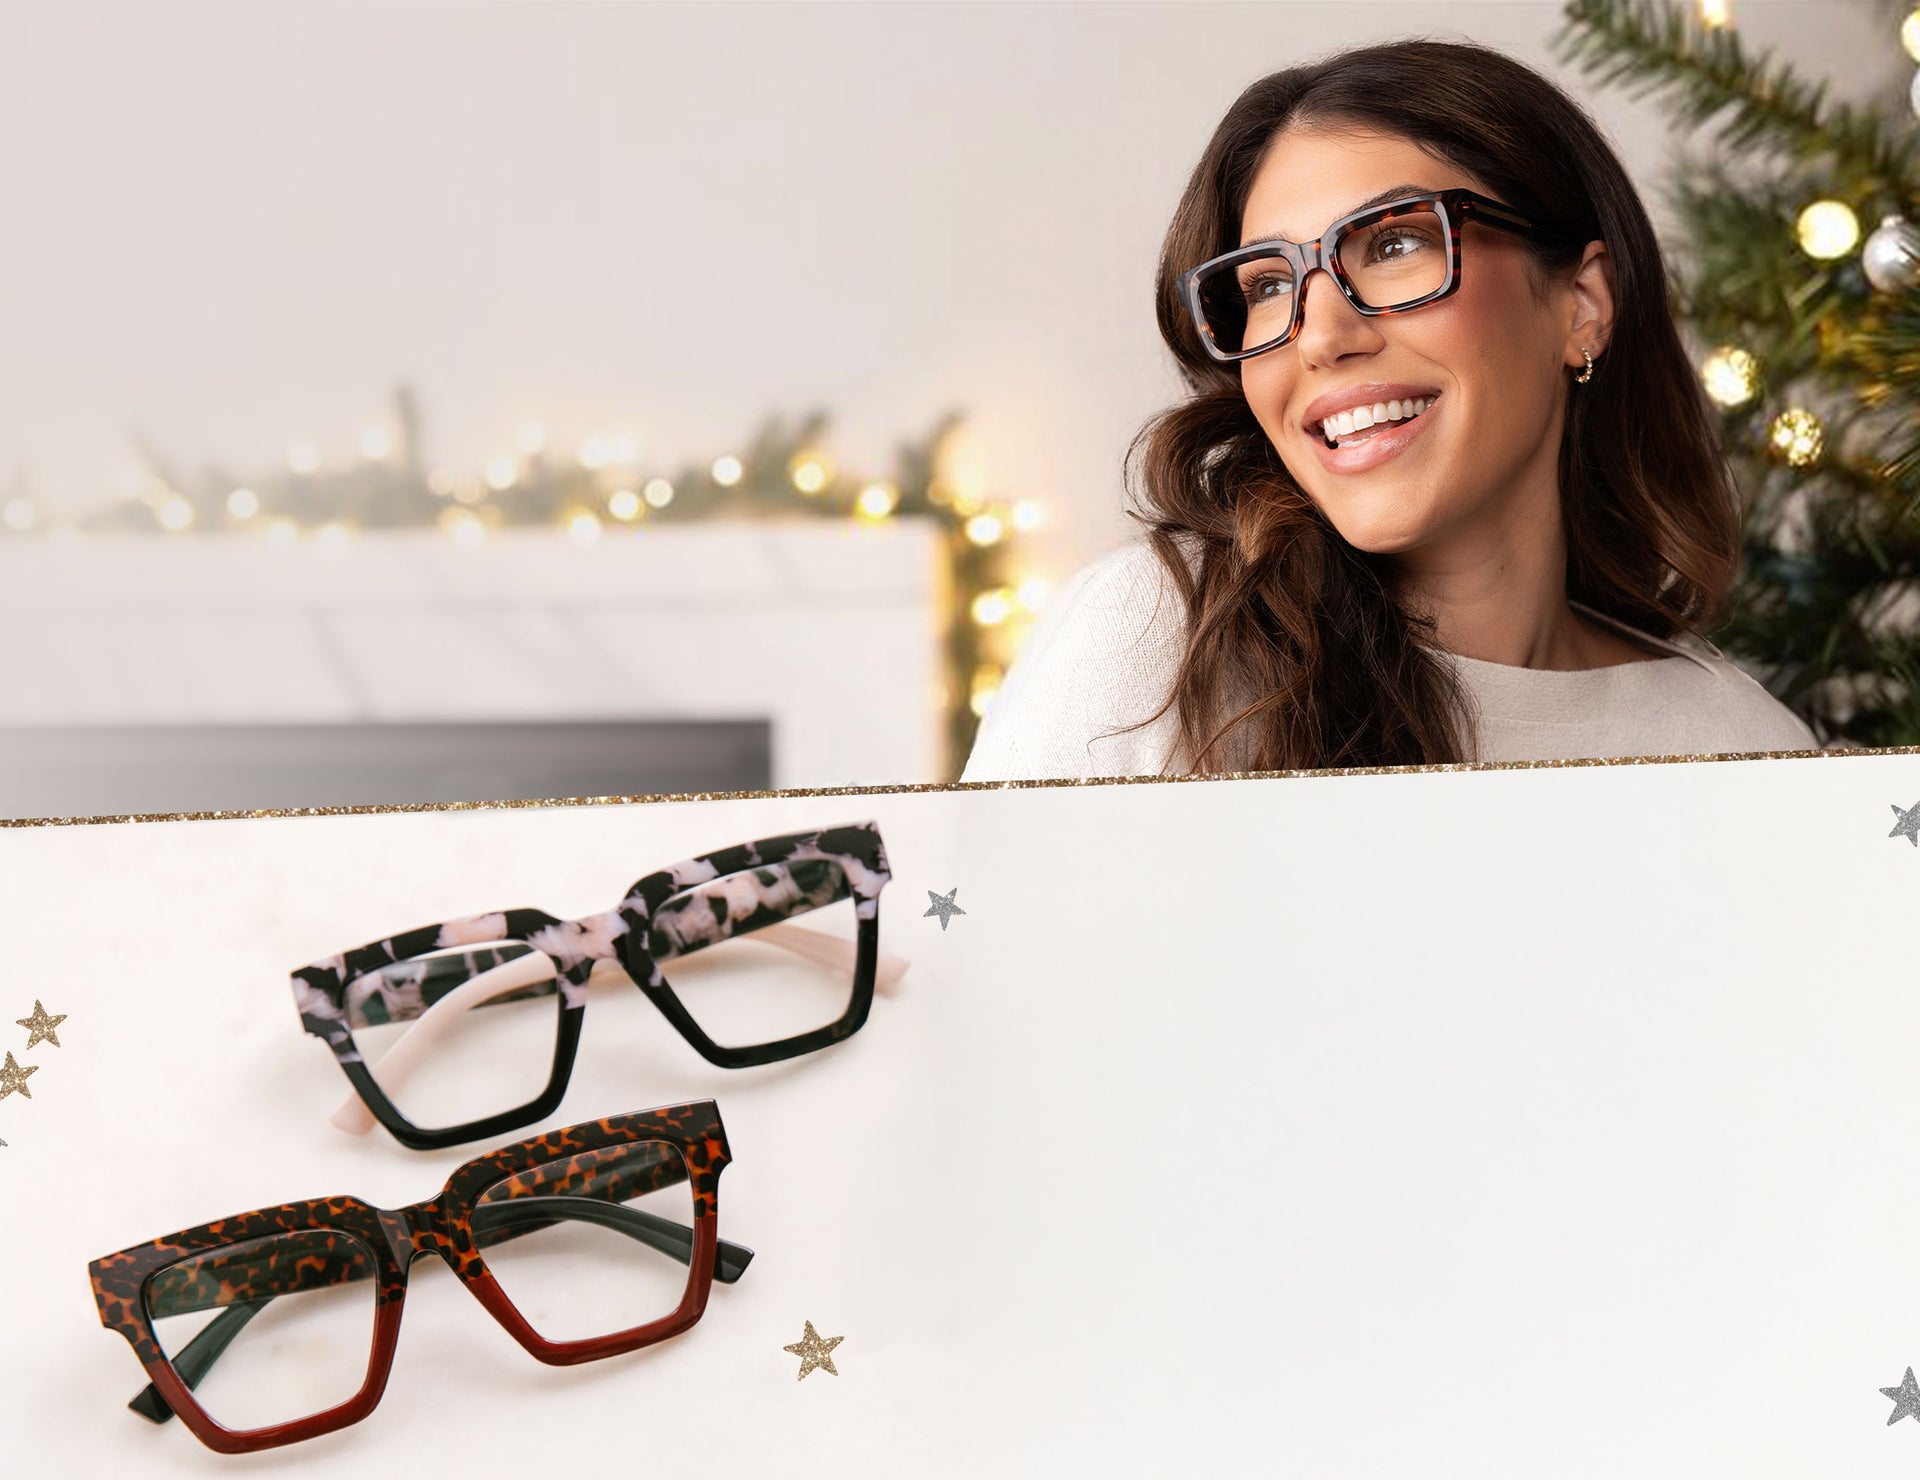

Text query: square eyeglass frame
(1181, 187), (1574, 363)
(291, 821), (892, 1150)
(87, 1101), (744, 1455)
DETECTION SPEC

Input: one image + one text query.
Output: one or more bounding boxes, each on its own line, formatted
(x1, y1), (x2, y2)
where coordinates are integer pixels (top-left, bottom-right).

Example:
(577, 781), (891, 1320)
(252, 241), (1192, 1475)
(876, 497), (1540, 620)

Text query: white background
(4, 748), (1920, 1474)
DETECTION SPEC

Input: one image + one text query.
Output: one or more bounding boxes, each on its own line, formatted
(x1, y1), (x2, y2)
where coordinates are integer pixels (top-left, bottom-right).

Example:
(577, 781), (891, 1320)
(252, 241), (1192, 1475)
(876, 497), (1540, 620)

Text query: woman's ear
(1565, 239), (1616, 367)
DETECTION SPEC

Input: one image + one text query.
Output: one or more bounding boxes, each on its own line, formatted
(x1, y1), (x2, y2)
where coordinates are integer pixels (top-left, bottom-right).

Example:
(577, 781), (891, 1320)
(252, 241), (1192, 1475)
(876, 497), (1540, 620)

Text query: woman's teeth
(1320, 395), (1436, 449)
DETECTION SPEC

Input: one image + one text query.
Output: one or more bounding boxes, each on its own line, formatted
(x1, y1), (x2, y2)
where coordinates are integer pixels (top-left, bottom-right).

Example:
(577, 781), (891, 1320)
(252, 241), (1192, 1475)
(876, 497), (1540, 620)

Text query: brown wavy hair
(1123, 38), (1741, 771)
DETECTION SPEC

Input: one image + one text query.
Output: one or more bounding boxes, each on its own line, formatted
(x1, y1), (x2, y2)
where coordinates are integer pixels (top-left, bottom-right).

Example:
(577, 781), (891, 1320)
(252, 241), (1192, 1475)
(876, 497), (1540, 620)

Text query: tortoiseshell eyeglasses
(1183, 187), (1572, 361)
(293, 821), (901, 1150)
(88, 1102), (749, 1454)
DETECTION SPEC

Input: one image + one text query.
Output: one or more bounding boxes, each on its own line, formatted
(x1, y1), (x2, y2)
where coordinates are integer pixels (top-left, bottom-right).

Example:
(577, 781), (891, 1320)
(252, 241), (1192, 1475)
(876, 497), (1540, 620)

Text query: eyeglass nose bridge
(1282, 249), (1356, 346)
(378, 1199), (462, 1272)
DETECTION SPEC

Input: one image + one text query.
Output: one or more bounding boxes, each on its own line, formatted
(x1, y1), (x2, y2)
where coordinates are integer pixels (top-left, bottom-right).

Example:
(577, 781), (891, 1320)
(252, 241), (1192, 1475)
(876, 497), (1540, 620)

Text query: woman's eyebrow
(1238, 183), (1440, 249)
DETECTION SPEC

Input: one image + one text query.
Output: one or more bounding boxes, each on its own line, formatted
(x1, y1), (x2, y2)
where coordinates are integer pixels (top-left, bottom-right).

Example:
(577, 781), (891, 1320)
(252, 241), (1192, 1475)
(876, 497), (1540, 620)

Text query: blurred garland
(2, 391), (1046, 778)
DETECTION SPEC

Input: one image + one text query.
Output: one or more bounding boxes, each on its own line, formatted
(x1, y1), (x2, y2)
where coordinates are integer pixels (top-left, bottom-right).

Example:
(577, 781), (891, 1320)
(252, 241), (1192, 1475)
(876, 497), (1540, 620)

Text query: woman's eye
(1368, 228), (1432, 261)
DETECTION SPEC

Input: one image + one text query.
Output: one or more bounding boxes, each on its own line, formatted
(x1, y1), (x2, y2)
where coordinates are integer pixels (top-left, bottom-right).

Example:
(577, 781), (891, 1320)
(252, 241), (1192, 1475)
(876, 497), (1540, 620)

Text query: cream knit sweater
(960, 542), (1820, 782)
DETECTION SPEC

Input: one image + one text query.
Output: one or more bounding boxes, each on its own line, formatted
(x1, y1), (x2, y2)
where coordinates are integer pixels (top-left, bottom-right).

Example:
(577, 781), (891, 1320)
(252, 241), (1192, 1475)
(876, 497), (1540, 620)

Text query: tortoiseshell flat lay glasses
(1182, 187), (1576, 362)
(88, 1102), (748, 1454)
(293, 822), (901, 1150)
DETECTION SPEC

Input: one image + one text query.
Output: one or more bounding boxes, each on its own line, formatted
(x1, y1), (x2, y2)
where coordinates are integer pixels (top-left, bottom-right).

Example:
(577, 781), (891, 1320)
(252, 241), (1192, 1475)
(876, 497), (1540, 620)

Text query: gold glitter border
(0, 743), (1909, 829)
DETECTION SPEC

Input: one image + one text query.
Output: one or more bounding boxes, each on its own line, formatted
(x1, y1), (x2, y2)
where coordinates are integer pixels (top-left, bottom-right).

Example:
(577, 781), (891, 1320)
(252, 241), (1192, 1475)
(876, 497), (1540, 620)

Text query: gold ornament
(782, 1320), (844, 1380)
(16, 1000), (65, 1050)
(1768, 408), (1825, 469)
(0, 1051), (37, 1101)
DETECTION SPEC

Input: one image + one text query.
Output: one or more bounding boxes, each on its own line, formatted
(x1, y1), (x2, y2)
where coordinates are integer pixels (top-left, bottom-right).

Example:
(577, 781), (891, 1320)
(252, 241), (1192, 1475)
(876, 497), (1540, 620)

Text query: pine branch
(1552, 0), (1920, 199)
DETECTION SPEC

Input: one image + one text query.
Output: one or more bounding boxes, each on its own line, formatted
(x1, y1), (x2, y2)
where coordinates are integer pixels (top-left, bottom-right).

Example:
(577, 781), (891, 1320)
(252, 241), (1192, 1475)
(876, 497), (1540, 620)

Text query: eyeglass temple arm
(128, 1196), (752, 1423)
(328, 920), (909, 1137)
(1451, 192), (1551, 239)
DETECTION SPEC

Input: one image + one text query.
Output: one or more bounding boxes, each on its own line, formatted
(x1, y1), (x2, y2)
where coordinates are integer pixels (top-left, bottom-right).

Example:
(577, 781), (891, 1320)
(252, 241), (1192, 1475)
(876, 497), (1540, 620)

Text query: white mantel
(0, 521), (943, 793)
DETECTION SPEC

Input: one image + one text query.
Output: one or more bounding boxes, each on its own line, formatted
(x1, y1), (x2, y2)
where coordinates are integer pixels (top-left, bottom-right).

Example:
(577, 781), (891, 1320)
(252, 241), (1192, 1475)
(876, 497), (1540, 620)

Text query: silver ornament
(1862, 214), (1920, 293)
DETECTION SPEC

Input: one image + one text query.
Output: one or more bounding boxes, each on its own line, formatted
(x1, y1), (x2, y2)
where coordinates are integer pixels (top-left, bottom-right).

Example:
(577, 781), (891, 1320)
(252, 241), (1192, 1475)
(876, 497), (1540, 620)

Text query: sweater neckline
(1419, 600), (1715, 681)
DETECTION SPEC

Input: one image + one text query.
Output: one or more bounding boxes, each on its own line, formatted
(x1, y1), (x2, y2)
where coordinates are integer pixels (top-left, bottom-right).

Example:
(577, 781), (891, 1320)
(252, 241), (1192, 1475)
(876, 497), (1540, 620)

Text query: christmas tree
(1554, 0), (1920, 746)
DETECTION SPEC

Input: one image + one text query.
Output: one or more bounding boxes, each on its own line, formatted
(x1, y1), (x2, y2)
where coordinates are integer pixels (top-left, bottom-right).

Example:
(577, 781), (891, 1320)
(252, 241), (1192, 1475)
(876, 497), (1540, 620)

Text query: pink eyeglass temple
(330, 920), (911, 1135)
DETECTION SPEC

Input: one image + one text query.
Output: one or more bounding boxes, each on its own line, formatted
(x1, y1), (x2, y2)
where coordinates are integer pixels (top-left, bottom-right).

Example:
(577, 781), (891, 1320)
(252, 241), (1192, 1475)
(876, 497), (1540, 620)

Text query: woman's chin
(1316, 507), (1436, 557)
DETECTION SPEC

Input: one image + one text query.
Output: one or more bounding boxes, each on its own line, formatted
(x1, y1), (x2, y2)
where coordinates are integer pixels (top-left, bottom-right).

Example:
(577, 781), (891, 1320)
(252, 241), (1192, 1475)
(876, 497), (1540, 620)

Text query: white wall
(0, 1), (1902, 586)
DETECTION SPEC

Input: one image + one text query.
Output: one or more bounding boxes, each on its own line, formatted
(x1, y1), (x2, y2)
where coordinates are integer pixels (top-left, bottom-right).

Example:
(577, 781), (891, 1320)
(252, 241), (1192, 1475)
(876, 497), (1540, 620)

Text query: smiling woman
(960, 38), (1818, 782)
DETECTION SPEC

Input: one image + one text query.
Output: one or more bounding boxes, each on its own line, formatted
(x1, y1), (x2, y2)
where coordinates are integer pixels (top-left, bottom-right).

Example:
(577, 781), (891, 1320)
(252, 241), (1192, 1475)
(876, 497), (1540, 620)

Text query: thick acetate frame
(87, 1102), (747, 1455)
(1182, 187), (1564, 362)
(291, 821), (895, 1150)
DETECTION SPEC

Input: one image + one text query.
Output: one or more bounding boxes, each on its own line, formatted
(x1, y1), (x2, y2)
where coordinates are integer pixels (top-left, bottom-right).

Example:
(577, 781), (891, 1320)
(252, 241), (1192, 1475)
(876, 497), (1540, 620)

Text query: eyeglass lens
(1198, 204), (1451, 355)
(143, 1230), (380, 1432)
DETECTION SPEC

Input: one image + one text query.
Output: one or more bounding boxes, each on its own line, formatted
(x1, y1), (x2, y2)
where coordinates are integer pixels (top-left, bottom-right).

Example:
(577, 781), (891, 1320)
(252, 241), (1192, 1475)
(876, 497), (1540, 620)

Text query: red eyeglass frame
(86, 1101), (742, 1454)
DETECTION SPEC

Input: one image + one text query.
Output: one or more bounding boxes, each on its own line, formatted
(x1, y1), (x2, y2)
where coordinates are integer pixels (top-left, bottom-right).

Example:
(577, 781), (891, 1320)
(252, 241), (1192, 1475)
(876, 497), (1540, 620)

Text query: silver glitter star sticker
(1882, 1367), (1920, 1425)
(923, 887), (966, 931)
(1891, 802), (1920, 847)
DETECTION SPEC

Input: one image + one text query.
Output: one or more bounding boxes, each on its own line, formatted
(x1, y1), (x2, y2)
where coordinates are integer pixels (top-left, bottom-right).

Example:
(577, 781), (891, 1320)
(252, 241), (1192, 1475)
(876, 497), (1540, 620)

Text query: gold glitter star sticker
(16, 1000), (65, 1050)
(0, 1052), (38, 1101)
(782, 1320), (844, 1380)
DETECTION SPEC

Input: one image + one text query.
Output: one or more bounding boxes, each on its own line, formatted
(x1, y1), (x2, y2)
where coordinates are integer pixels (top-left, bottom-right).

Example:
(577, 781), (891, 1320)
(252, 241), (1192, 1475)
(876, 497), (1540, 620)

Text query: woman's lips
(1305, 396), (1442, 475)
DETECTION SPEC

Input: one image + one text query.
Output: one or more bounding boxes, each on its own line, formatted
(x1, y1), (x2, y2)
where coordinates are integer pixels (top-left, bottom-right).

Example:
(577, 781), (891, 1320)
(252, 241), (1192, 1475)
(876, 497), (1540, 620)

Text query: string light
(1698, 0), (1733, 28)
(608, 488), (643, 521)
(485, 456), (521, 491)
(1701, 346), (1761, 408)
(1011, 500), (1044, 532)
(712, 456), (743, 487)
(286, 441), (320, 476)
(157, 496), (194, 532)
(970, 588), (1015, 626)
(965, 512), (1006, 546)
(1016, 577), (1050, 612)
(568, 510), (603, 542)
(643, 478), (676, 508)
(226, 488), (259, 519)
(578, 436), (612, 470)
(359, 423), (392, 461)
(1796, 200), (1860, 260)
(855, 481), (899, 520)
(790, 451), (832, 494)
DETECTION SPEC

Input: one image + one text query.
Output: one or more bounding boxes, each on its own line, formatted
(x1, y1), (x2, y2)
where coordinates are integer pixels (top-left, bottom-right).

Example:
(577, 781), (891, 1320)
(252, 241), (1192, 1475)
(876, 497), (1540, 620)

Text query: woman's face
(1236, 125), (1606, 566)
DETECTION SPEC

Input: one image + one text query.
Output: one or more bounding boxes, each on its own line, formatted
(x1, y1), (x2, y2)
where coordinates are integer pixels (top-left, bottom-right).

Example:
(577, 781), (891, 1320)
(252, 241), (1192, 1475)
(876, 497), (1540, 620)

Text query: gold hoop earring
(1575, 346), (1595, 384)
